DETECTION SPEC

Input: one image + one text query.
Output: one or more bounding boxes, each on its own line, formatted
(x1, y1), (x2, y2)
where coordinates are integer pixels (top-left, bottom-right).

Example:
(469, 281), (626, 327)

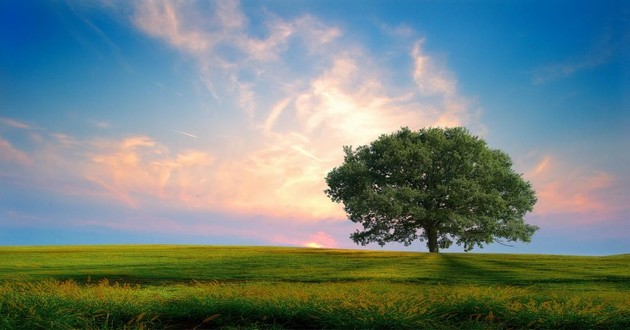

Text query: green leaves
(325, 127), (538, 252)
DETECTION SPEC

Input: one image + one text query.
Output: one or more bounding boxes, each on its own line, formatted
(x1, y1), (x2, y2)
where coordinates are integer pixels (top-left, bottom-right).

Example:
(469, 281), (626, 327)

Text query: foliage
(1, 246), (629, 329)
(325, 127), (538, 252)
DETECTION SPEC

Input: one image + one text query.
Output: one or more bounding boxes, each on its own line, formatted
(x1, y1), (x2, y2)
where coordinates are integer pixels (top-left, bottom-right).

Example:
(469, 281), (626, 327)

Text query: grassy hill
(1, 245), (628, 329)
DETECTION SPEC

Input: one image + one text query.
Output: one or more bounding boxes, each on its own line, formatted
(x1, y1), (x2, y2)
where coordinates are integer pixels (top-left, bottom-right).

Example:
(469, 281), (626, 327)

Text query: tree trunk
(427, 225), (439, 253)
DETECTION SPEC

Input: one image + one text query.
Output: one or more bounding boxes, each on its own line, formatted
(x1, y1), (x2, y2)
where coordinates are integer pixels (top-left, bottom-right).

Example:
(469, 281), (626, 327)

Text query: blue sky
(1, 0), (628, 255)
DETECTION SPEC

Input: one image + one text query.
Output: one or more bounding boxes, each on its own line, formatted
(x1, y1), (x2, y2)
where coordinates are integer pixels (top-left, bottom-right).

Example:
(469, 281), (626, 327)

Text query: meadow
(0, 245), (628, 329)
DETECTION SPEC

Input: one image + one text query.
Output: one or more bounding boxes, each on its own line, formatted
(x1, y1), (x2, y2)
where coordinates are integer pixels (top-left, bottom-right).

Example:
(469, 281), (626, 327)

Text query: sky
(1, 0), (628, 255)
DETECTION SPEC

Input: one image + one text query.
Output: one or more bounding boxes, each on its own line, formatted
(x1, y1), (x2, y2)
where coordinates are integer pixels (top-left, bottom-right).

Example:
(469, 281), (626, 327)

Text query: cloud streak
(531, 30), (621, 85)
(175, 130), (199, 138)
(0, 117), (34, 130)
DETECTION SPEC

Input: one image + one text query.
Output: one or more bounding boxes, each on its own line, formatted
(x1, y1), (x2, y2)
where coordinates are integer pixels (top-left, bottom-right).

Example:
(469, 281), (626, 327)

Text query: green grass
(1, 245), (628, 329)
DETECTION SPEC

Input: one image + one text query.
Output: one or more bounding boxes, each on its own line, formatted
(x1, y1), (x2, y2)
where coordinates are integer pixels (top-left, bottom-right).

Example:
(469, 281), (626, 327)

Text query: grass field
(0, 245), (628, 329)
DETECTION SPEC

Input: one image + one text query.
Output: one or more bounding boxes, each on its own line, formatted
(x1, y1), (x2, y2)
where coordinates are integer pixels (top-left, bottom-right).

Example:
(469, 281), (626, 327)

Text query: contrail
(175, 130), (199, 138)
(292, 145), (322, 162)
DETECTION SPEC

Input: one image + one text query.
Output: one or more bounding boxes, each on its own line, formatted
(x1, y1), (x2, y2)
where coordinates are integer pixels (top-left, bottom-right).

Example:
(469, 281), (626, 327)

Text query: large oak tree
(325, 127), (538, 252)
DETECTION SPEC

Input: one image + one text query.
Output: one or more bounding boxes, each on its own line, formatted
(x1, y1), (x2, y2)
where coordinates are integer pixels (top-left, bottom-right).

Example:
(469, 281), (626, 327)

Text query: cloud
(261, 98), (291, 133)
(131, 0), (310, 65)
(0, 117), (34, 130)
(0, 138), (30, 166)
(412, 40), (457, 96)
(2, 0), (481, 228)
(92, 120), (112, 129)
(104, 0), (478, 220)
(133, 1), (211, 53)
(78, 133), (337, 220)
(126, 0), (476, 133)
(85, 136), (215, 208)
(51, 133), (80, 147)
(531, 31), (620, 85)
(532, 53), (612, 85)
(0, 132), (106, 200)
(175, 130), (199, 138)
(208, 140), (344, 220)
(525, 155), (627, 222)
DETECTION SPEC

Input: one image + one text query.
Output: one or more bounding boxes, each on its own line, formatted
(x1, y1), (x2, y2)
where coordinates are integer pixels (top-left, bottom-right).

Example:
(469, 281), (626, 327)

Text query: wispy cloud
(412, 40), (457, 96)
(531, 32), (619, 85)
(525, 155), (628, 222)
(92, 120), (112, 129)
(261, 98), (291, 133)
(0, 117), (33, 130)
(0, 138), (30, 165)
(51, 133), (80, 147)
(175, 130), (199, 138)
(133, 1), (212, 54)
(532, 52), (612, 85)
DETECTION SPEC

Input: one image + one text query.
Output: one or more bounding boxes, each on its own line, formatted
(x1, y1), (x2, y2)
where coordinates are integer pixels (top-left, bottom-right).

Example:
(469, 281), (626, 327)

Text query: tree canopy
(325, 127), (538, 252)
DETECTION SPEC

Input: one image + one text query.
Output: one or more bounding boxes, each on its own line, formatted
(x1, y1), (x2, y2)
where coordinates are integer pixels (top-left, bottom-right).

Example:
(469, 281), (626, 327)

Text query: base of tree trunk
(427, 226), (439, 253)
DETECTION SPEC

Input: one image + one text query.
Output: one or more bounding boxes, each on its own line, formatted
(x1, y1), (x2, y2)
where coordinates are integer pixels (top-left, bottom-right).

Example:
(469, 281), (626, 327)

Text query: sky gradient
(1, 0), (628, 255)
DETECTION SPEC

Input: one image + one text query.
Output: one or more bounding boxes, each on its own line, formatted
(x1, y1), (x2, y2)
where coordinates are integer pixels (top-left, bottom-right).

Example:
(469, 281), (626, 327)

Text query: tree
(324, 127), (538, 252)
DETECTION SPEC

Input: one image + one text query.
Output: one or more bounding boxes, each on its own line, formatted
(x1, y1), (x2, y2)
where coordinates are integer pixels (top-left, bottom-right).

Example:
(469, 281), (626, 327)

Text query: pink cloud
(85, 136), (215, 208)
(525, 155), (626, 222)
(0, 117), (33, 130)
(0, 138), (30, 165)
(76, 134), (339, 220)
(1, 126), (343, 220)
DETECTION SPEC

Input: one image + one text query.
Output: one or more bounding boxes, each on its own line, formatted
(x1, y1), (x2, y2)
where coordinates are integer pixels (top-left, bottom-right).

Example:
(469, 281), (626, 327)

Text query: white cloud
(175, 130), (199, 139)
(412, 40), (457, 96)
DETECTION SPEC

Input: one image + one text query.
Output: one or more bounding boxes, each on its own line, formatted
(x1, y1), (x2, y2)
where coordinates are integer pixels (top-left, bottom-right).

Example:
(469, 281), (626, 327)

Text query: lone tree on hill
(325, 127), (538, 253)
